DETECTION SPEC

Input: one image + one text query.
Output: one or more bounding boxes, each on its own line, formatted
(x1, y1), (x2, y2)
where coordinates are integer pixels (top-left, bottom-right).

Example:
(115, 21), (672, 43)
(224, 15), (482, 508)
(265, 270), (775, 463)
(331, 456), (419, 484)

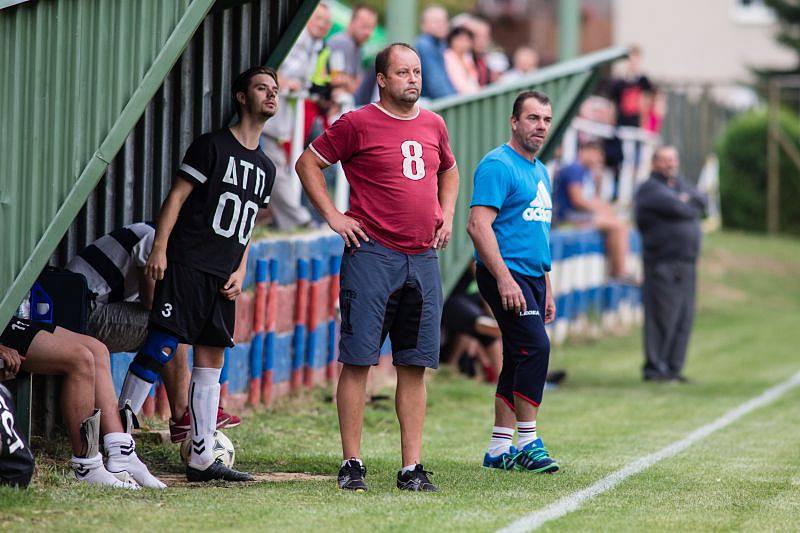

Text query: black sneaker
(338, 458), (368, 492)
(186, 459), (254, 482)
(396, 464), (438, 492)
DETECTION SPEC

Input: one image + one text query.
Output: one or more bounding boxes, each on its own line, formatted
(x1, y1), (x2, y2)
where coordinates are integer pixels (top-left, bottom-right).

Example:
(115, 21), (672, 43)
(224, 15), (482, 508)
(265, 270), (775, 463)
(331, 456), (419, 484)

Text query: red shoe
(169, 410), (191, 444)
(169, 406), (241, 443)
(218, 405), (240, 428)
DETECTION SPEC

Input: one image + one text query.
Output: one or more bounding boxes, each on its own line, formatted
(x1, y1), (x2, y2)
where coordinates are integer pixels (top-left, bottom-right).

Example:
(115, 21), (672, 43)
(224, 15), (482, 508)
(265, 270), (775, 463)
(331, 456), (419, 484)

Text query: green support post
(386, 0), (418, 44)
(559, 0), (580, 61)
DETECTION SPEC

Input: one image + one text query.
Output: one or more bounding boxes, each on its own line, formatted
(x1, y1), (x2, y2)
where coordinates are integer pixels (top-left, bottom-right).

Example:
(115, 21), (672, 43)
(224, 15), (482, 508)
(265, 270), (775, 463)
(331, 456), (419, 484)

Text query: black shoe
(546, 369), (568, 385)
(396, 464), (438, 492)
(338, 458), (368, 492)
(186, 459), (254, 482)
(643, 374), (672, 382)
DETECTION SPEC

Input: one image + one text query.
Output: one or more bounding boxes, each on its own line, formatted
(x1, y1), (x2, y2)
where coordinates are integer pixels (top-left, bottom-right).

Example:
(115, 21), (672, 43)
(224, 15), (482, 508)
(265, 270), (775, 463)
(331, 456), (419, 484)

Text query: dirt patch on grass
(157, 471), (333, 487)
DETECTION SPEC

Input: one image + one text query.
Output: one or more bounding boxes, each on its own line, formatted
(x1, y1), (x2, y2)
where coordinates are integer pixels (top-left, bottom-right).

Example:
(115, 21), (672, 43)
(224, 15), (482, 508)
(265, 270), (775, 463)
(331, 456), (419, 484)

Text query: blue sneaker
(512, 439), (559, 473)
(483, 446), (517, 470)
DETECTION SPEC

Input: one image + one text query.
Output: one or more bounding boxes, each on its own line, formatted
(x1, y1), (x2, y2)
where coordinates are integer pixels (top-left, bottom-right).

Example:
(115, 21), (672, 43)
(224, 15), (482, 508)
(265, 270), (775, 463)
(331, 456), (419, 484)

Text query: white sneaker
(104, 432), (166, 489)
(70, 453), (139, 489)
(124, 451), (167, 489)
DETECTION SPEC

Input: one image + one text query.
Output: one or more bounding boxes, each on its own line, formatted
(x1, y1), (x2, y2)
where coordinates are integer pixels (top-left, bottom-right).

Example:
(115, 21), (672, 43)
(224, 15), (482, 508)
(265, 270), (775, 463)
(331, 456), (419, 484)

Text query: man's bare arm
(433, 165), (459, 249)
(467, 206), (526, 313)
(295, 149), (369, 247)
(145, 176), (195, 281)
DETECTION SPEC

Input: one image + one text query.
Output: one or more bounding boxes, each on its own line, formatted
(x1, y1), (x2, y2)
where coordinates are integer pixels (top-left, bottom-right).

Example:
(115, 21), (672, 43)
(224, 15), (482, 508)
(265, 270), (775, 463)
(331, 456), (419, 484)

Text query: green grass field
(2, 231), (800, 532)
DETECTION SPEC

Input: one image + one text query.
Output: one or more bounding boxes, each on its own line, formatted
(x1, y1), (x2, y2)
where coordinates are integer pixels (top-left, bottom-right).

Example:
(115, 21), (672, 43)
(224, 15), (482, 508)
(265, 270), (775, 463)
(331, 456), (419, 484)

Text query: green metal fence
(427, 46), (628, 294)
(0, 0), (213, 327)
(0, 0), (318, 330)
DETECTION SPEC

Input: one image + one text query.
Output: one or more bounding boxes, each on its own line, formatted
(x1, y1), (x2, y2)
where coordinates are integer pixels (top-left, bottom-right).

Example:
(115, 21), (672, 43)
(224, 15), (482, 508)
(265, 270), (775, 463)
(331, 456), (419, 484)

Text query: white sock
(70, 453), (139, 489)
(487, 426), (514, 456)
(188, 367), (222, 469)
(342, 457), (362, 467)
(104, 433), (166, 489)
(119, 371), (153, 416)
(517, 421), (538, 450)
(401, 463), (418, 474)
(104, 432), (134, 473)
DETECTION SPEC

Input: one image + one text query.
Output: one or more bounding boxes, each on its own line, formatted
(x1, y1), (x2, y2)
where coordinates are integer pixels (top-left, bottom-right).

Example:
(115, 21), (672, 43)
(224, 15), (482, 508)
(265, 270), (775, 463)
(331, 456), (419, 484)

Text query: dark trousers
(642, 260), (697, 378)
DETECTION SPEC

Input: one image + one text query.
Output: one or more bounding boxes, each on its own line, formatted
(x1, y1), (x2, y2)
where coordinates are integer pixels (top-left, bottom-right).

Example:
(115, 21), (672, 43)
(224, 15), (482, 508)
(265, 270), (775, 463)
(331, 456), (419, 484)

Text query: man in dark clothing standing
(635, 146), (707, 382)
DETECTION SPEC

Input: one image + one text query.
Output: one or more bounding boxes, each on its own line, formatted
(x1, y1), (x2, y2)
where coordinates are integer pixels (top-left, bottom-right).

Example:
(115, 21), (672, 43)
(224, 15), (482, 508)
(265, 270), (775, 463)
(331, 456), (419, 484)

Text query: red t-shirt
(310, 103), (456, 254)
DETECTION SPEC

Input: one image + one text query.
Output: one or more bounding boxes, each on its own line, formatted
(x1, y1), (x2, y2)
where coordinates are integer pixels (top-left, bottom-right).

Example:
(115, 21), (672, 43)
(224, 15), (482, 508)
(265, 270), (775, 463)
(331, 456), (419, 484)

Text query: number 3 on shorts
(401, 140), (425, 180)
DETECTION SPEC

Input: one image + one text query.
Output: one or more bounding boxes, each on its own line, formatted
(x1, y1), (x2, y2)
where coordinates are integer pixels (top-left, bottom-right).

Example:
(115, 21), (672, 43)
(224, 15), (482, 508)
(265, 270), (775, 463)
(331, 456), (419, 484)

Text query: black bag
(34, 267), (91, 334)
(0, 383), (34, 488)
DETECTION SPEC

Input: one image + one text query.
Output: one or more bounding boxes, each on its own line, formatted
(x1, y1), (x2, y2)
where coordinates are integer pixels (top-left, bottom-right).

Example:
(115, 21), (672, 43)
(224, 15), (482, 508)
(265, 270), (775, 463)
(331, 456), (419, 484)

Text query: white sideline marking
(499, 370), (800, 533)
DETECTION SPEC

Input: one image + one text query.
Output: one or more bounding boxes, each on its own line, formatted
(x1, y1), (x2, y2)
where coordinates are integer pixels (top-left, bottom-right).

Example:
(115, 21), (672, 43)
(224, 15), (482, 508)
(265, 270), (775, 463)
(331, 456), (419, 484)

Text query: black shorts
(1, 317), (56, 356)
(149, 262), (235, 348)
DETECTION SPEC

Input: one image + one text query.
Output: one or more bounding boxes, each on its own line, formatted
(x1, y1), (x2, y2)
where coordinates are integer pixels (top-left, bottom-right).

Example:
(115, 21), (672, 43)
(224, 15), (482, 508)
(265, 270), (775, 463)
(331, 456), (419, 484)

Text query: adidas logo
(523, 181), (552, 223)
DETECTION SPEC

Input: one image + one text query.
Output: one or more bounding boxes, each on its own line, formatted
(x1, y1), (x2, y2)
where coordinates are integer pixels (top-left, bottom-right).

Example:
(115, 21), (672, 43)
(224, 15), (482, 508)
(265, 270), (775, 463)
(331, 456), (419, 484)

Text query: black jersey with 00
(168, 128), (276, 278)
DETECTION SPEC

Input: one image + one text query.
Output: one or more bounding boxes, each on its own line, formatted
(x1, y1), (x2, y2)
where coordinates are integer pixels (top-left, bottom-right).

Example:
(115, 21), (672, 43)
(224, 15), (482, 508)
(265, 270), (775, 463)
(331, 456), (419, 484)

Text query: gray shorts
(339, 240), (443, 368)
(88, 302), (148, 353)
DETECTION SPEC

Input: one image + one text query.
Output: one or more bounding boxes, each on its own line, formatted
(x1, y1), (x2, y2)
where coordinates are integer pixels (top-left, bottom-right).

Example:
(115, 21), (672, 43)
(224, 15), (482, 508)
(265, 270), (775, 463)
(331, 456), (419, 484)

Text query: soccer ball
(180, 430), (235, 468)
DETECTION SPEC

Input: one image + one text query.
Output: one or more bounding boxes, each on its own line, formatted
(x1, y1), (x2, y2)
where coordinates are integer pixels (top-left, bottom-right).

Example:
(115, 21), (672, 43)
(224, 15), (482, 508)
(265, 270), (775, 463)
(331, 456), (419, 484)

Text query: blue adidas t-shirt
(470, 144), (552, 277)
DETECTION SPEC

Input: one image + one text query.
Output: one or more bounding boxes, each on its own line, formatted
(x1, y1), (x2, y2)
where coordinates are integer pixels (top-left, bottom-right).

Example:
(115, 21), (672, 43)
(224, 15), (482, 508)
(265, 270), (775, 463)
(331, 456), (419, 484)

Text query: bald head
(652, 145), (679, 178)
(421, 5), (449, 39)
(306, 2), (331, 39)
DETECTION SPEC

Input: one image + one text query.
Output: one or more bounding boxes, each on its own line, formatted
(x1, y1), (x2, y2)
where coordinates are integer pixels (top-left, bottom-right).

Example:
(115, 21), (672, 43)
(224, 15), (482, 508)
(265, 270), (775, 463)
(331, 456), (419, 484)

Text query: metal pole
(767, 79), (780, 235)
(386, 0), (418, 44)
(559, 0), (581, 61)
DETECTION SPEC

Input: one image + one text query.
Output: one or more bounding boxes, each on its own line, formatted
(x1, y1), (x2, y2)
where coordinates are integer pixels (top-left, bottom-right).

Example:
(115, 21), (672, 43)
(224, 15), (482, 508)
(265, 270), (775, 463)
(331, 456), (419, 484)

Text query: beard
(520, 138), (542, 154)
(395, 87), (420, 103)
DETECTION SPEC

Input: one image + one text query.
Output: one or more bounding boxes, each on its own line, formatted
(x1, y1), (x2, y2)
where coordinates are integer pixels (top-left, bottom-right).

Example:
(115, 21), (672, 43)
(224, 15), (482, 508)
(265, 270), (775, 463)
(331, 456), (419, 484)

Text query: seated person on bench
(66, 222), (239, 443)
(1, 317), (164, 489)
(553, 140), (633, 281)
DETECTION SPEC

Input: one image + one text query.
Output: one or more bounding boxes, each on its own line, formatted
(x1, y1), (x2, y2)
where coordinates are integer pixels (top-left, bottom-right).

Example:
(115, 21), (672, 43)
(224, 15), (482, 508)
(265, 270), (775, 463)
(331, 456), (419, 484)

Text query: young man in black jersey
(117, 66), (278, 482)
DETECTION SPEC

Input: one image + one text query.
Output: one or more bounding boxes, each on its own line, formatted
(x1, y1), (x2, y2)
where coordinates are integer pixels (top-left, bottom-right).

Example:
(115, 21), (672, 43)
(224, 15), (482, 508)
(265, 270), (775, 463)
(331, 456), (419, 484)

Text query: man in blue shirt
(467, 90), (559, 473)
(414, 6), (457, 99)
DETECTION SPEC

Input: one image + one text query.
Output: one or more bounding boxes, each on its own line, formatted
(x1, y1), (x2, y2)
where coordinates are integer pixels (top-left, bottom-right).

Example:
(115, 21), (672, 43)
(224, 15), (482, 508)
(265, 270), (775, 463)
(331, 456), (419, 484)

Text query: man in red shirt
(296, 43), (459, 493)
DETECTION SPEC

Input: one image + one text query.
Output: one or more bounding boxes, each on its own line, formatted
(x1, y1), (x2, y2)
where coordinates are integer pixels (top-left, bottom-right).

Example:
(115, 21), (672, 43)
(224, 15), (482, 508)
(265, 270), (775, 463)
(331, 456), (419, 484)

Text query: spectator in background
(441, 261), (502, 382)
(554, 141), (633, 280)
(500, 46), (539, 84)
(1, 317), (163, 488)
(635, 146), (707, 383)
(327, 4), (378, 103)
(610, 45), (653, 129)
(642, 88), (667, 134)
(444, 26), (480, 95)
(452, 14), (496, 86)
(415, 5), (457, 99)
(261, 2), (331, 230)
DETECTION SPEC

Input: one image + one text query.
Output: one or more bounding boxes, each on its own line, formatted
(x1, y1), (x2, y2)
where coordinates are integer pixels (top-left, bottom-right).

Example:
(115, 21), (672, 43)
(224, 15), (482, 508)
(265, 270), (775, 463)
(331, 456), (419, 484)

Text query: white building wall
(612, 0), (796, 83)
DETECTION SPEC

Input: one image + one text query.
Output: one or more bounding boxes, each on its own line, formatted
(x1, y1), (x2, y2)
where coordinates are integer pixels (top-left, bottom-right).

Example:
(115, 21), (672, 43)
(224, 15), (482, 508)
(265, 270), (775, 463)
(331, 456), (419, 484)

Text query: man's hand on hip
(328, 212), (370, 249)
